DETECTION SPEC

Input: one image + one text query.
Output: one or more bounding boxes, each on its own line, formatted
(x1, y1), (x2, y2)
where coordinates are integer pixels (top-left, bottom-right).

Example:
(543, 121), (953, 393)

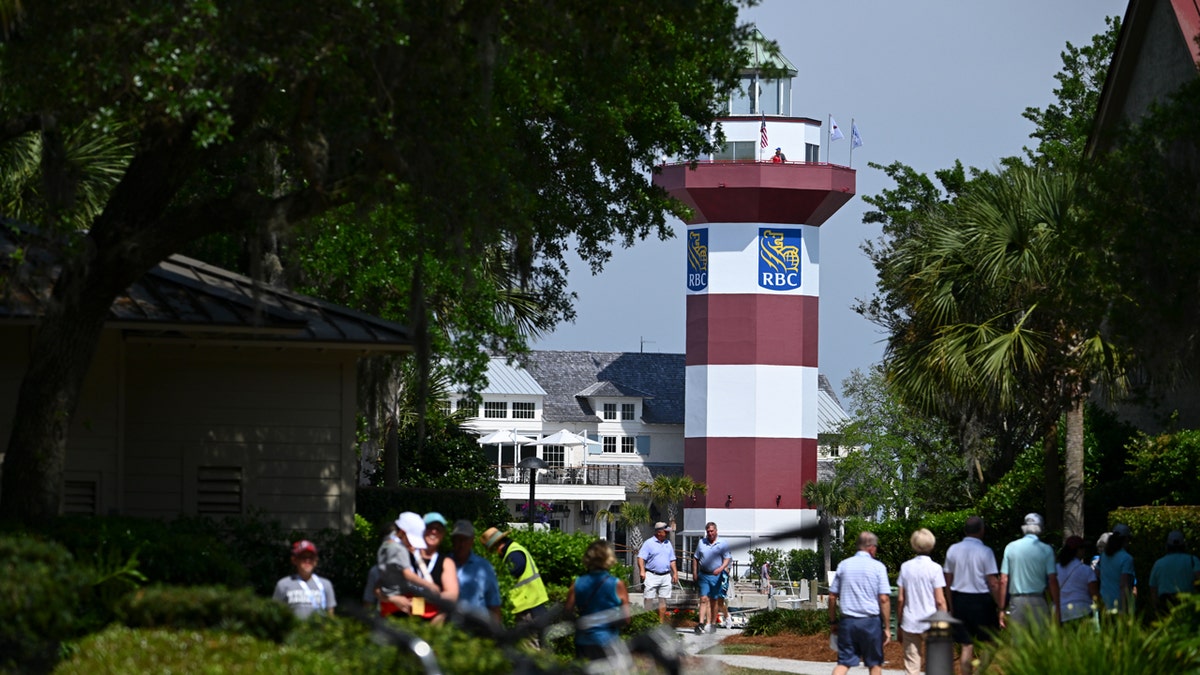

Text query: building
(0, 223), (411, 530)
(458, 351), (849, 556)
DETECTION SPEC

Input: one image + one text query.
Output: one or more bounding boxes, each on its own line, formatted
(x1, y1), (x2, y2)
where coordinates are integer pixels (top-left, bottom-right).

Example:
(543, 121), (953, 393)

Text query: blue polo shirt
(830, 551), (890, 618)
(694, 536), (731, 575)
(1001, 534), (1055, 594)
(638, 536), (676, 574)
(456, 552), (501, 612)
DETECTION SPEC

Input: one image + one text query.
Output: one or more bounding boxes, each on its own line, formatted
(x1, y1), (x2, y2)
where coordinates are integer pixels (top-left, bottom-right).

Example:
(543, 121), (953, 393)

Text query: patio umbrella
(478, 429), (536, 478)
(524, 429), (602, 483)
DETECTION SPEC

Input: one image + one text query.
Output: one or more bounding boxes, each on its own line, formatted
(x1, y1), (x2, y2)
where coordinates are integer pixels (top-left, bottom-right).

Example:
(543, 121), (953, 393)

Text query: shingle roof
(0, 222), (411, 350)
(520, 351), (686, 425)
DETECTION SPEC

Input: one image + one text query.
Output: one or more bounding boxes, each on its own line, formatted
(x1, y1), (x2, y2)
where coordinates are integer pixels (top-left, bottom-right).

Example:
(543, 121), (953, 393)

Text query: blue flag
(851, 122), (863, 149)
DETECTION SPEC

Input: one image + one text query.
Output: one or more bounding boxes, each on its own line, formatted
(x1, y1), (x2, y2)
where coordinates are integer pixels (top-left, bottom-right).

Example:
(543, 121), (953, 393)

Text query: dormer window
(622, 403), (635, 420)
(603, 403), (617, 420)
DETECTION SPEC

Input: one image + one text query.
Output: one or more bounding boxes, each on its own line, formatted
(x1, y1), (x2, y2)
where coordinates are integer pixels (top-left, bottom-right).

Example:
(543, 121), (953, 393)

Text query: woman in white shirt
(897, 528), (948, 675)
(1056, 535), (1098, 624)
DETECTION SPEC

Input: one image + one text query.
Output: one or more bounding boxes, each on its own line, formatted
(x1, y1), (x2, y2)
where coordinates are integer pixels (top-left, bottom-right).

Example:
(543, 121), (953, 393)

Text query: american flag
(760, 119), (768, 149)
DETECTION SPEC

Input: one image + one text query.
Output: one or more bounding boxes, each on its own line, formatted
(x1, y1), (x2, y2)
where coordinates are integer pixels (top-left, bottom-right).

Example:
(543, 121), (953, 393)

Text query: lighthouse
(653, 30), (855, 553)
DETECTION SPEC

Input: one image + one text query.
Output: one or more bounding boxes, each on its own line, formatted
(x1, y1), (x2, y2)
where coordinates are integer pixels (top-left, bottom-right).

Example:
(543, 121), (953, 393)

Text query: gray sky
(533, 0), (1128, 399)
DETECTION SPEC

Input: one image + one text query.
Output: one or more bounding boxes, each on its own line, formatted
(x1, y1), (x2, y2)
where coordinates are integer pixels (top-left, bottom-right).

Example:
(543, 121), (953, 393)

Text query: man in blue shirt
(450, 520), (502, 624)
(998, 513), (1059, 628)
(637, 521), (678, 623)
(693, 521), (731, 634)
(828, 531), (891, 675)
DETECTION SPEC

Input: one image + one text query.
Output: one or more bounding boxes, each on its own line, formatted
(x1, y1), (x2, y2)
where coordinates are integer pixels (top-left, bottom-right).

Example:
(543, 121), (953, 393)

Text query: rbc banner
(758, 228), (801, 291)
(686, 228), (708, 292)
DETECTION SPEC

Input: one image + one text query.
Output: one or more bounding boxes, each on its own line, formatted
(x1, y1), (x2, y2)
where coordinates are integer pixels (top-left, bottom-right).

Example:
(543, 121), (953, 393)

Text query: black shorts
(951, 591), (998, 644)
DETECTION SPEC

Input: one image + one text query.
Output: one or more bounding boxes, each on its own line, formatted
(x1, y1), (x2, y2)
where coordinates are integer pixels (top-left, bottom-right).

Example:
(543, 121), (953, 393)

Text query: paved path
(676, 626), (907, 674)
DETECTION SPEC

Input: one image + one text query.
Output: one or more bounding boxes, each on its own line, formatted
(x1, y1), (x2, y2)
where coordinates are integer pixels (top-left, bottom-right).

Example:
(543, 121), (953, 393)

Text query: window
(483, 401), (507, 419)
(512, 401), (535, 419)
(806, 143), (820, 163)
(780, 79), (792, 116)
(731, 75), (756, 114)
(543, 445), (565, 467)
(603, 403), (617, 421)
(456, 399), (475, 415)
(437, 400), (451, 416)
(621, 403), (635, 421)
(621, 437), (636, 454)
(603, 436), (617, 453)
(760, 79), (781, 115)
(714, 141), (756, 161)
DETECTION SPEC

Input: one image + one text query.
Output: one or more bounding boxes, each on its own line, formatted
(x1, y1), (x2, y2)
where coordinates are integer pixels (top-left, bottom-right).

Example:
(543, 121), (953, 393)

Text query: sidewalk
(677, 626), (906, 674)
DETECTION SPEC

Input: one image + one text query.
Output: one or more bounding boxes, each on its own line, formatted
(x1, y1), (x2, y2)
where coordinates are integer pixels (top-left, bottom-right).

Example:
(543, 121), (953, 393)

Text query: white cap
(395, 511), (427, 550)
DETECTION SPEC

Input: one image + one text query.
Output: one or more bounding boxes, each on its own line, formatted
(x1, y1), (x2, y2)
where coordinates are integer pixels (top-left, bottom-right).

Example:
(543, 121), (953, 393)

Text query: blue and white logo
(686, 229), (708, 292)
(758, 228), (801, 291)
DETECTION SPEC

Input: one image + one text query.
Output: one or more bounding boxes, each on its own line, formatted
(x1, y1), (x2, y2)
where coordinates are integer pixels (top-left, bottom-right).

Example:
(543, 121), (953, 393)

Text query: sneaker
(707, 623), (717, 634)
(722, 616), (732, 629)
(693, 624), (704, 635)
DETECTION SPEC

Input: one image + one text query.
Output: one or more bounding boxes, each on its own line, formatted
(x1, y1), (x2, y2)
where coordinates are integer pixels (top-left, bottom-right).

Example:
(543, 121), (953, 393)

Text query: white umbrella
(524, 429), (602, 483)
(478, 429), (536, 479)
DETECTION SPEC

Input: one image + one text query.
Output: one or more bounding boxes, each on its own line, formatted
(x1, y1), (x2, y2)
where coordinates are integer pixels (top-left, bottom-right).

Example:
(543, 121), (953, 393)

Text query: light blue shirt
(1148, 552), (1200, 595)
(1098, 548), (1136, 609)
(1000, 534), (1055, 594)
(456, 552), (501, 611)
(830, 551), (890, 618)
(694, 536), (731, 575)
(638, 536), (676, 574)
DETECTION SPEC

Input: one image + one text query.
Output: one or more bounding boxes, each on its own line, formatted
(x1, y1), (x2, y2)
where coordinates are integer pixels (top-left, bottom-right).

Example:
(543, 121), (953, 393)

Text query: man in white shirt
(942, 516), (1001, 675)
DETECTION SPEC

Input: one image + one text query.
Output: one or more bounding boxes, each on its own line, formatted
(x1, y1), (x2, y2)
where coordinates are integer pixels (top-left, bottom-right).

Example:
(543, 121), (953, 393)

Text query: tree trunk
(0, 259), (130, 520)
(821, 512), (832, 580)
(384, 418), (399, 488)
(1063, 398), (1086, 539)
(1041, 422), (1063, 535)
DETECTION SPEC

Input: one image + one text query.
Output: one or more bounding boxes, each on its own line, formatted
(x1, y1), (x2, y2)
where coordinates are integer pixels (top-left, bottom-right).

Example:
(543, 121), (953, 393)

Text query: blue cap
(424, 512), (448, 527)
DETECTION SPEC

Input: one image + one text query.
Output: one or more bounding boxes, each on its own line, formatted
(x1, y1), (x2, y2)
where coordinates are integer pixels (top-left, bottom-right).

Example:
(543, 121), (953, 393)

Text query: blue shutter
(587, 432), (603, 455)
(635, 435), (651, 456)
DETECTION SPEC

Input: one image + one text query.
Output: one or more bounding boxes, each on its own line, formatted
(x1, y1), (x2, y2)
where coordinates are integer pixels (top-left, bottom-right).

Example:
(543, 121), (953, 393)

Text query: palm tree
(597, 502), (652, 562)
(636, 474), (708, 531)
(885, 164), (1123, 538)
(803, 477), (863, 580)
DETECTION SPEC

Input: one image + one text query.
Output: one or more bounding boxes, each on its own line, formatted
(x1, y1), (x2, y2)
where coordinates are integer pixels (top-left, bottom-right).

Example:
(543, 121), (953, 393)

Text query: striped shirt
(830, 551), (890, 618)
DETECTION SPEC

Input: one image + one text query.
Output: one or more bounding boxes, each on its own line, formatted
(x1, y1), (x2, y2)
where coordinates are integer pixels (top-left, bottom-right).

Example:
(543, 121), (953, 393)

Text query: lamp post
(920, 610), (961, 675)
(517, 455), (549, 529)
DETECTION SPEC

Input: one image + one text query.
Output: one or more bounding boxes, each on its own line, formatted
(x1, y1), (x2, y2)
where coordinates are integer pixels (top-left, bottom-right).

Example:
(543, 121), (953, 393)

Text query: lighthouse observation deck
(654, 159), (855, 227)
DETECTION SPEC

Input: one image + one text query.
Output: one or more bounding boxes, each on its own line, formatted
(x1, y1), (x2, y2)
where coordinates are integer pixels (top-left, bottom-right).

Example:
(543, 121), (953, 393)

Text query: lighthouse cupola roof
(729, 28), (796, 118)
(744, 28), (797, 77)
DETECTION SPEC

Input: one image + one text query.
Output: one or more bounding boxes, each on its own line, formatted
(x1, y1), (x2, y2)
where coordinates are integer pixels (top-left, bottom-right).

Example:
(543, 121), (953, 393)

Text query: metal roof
(0, 222), (412, 351)
(478, 358), (547, 395)
(745, 27), (798, 75)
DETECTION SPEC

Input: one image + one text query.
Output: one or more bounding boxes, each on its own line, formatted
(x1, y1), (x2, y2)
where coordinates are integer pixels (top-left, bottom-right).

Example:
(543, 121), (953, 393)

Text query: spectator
(636, 521), (678, 623)
(482, 526), (550, 640)
(760, 560), (771, 595)
(998, 513), (1060, 628)
(411, 512), (458, 623)
(828, 531), (891, 675)
(1097, 523), (1136, 614)
(565, 540), (630, 661)
(376, 511), (432, 617)
(1148, 530), (1200, 614)
(450, 519), (502, 624)
(896, 528), (947, 675)
(943, 515), (1001, 675)
(772, 147), (787, 162)
(273, 540), (336, 619)
(1055, 536), (1098, 624)
(693, 521), (731, 634)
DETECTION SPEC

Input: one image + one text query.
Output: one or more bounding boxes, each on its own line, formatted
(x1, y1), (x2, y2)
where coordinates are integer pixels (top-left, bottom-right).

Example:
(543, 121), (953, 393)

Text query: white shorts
(643, 571), (673, 600)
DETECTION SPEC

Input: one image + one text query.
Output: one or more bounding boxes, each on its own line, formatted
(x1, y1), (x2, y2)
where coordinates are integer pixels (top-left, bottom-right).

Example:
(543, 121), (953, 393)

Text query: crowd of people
(268, 509), (1198, 671)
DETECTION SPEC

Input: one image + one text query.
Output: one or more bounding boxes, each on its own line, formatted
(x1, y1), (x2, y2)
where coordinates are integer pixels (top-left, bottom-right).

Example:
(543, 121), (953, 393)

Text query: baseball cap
(424, 512), (448, 528)
(451, 520), (475, 538)
(395, 511), (427, 550)
(1023, 513), (1044, 528)
(1112, 523), (1132, 538)
(1167, 530), (1185, 546)
(654, 521), (670, 531)
(292, 540), (318, 556)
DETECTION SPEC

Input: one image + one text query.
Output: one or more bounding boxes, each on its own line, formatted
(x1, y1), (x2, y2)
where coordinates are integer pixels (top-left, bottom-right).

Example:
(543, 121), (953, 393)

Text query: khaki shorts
(643, 571), (673, 600)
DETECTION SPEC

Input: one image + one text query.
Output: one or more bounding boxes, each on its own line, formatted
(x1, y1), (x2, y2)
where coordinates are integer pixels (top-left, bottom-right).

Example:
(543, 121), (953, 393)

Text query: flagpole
(826, 113), (831, 164)
(849, 118), (855, 169)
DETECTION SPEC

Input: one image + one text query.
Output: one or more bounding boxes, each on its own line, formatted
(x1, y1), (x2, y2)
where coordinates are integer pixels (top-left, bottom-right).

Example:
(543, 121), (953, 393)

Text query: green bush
(0, 536), (84, 673)
(785, 548), (822, 582)
(743, 608), (828, 637)
(1106, 505), (1200, 593)
(56, 626), (338, 674)
(116, 584), (296, 642)
(1125, 428), (1200, 506)
(842, 509), (981, 580)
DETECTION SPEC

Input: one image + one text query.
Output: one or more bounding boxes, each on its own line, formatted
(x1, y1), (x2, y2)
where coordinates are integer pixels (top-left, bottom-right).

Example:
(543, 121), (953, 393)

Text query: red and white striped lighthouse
(653, 30), (855, 552)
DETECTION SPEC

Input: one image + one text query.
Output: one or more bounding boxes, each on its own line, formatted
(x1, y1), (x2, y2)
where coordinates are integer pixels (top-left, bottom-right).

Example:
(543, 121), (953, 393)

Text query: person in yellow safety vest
(481, 527), (550, 636)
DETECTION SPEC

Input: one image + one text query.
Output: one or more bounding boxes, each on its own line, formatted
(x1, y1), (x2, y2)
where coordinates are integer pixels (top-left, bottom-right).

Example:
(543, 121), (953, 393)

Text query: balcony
(495, 464), (625, 503)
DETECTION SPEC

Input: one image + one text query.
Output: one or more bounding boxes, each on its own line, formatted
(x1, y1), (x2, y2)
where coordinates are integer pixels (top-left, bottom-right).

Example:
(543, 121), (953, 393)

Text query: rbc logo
(686, 229), (708, 291)
(758, 228), (801, 290)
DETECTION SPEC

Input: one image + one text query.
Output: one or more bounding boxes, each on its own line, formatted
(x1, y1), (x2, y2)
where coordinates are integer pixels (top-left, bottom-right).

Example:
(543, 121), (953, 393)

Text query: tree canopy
(0, 0), (755, 519)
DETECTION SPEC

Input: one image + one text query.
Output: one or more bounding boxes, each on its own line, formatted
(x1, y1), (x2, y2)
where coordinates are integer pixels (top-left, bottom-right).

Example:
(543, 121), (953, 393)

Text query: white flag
(851, 122), (863, 149)
(830, 116), (844, 142)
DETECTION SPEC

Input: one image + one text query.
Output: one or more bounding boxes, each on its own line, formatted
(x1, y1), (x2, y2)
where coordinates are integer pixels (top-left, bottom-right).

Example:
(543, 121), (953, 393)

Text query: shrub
(56, 626), (338, 674)
(116, 584), (295, 643)
(1125, 428), (1200, 505)
(1105, 505), (1200, 591)
(743, 609), (828, 637)
(0, 536), (84, 672)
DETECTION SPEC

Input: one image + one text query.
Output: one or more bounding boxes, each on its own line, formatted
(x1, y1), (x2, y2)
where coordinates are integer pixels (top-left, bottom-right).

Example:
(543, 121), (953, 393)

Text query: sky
(533, 0), (1128, 402)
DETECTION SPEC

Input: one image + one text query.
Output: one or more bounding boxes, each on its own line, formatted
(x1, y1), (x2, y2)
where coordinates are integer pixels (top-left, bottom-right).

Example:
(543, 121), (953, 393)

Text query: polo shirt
(1000, 534), (1055, 594)
(638, 536), (676, 574)
(694, 536), (731, 574)
(943, 536), (998, 593)
(897, 555), (946, 633)
(830, 551), (890, 618)
(1149, 552), (1200, 595)
(456, 552), (502, 612)
(1098, 548), (1136, 609)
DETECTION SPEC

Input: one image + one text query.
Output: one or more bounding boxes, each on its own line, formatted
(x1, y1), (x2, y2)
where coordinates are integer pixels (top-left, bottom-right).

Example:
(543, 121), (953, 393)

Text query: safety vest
(505, 541), (549, 614)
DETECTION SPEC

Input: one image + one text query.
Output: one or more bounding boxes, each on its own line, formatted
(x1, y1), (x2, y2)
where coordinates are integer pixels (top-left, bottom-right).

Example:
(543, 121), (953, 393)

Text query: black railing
(493, 465), (622, 487)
